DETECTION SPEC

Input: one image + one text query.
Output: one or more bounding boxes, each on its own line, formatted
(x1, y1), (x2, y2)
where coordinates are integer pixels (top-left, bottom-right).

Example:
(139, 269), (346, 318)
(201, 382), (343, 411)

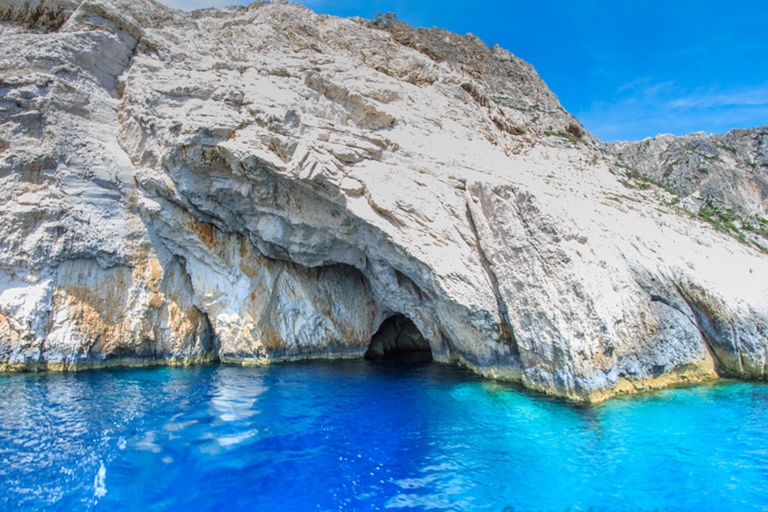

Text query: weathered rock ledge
(1, 0), (766, 401)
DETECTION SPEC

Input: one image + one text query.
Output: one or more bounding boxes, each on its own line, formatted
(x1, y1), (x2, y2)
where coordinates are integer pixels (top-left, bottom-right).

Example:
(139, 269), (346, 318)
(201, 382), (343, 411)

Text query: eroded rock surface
(1, 0), (767, 400)
(610, 128), (768, 251)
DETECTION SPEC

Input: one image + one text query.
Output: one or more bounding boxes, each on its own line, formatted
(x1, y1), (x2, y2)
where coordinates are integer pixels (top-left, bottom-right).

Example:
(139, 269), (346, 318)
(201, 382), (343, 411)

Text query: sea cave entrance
(364, 314), (433, 363)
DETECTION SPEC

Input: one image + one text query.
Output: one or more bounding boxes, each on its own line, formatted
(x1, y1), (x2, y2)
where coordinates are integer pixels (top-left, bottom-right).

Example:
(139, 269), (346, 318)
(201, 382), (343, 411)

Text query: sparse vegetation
(492, 116), (524, 136)
(606, 193), (642, 204)
(607, 160), (768, 253)
(687, 147), (719, 161)
(565, 122), (584, 139)
(373, 11), (397, 29)
(698, 199), (739, 233)
(743, 215), (768, 238)
(695, 197), (768, 254)
(616, 162), (679, 195)
(0, 0), (68, 33)
(509, 103), (559, 115)
(618, 178), (634, 189)
(460, 82), (488, 107)
(545, 130), (580, 145)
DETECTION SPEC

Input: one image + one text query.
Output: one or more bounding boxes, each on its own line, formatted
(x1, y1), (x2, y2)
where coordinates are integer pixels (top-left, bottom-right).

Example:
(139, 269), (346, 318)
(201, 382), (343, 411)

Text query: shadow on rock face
(365, 314), (432, 363)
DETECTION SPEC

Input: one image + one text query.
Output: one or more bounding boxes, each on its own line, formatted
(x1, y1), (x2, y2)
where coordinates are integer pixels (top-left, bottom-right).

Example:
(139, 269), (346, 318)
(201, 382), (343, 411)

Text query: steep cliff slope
(611, 127), (768, 251)
(1, 0), (766, 401)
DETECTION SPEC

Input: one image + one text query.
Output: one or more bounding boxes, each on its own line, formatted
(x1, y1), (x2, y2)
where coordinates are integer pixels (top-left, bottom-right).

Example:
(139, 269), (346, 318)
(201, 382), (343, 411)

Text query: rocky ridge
(0, 0), (766, 401)
(610, 127), (768, 252)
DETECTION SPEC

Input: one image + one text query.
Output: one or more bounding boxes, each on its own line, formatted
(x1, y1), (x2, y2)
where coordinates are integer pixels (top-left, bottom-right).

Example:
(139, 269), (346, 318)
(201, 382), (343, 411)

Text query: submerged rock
(0, 0), (766, 400)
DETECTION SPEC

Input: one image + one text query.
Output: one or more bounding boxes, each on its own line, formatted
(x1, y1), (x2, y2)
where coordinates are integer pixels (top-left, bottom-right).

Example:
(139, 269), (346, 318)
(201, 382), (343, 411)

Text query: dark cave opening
(365, 314), (433, 363)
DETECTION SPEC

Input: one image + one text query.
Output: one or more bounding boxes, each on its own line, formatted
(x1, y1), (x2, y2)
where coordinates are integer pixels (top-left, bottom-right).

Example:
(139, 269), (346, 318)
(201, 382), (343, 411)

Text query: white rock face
(612, 128), (768, 216)
(1, 0), (767, 400)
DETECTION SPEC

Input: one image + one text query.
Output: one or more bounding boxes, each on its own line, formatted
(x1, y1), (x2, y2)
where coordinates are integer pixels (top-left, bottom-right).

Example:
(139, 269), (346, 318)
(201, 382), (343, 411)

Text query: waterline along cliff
(1, 0), (766, 402)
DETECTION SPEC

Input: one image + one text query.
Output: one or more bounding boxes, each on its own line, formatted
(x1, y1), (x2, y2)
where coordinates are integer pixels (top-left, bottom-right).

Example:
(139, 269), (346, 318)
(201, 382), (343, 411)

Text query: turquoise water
(1, 360), (767, 511)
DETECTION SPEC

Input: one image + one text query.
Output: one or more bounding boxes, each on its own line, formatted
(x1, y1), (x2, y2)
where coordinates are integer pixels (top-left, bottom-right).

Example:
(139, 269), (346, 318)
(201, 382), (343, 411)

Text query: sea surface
(1, 360), (767, 511)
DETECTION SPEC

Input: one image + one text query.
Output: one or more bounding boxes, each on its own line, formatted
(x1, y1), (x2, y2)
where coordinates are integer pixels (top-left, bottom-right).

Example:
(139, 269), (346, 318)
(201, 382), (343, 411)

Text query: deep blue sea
(1, 360), (767, 512)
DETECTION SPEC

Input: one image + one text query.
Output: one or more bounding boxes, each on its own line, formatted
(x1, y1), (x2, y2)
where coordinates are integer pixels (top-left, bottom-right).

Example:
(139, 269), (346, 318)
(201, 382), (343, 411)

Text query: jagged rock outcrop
(1, 0), (766, 401)
(611, 127), (768, 251)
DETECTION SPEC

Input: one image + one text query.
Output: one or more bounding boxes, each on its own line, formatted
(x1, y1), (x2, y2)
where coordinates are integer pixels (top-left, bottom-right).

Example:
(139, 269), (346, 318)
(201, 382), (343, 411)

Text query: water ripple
(1, 363), (767, 511)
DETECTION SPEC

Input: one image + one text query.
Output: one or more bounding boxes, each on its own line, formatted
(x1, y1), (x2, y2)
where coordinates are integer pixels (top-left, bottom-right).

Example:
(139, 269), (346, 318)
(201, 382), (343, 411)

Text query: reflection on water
(1, 361), (767, 511)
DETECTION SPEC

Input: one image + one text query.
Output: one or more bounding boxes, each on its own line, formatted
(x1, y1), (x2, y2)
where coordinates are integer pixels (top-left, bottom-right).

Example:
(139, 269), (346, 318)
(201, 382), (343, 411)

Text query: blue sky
(158, 0), (768, 142)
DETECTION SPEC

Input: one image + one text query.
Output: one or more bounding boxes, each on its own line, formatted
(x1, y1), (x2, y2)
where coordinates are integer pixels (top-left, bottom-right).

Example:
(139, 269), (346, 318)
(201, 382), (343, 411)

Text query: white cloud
(577, 80), (768, 141)
(667, 88), (768, 109)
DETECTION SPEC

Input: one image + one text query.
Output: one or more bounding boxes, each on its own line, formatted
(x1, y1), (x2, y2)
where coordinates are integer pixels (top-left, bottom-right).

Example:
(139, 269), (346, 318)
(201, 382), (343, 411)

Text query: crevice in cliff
(650, 293), (676, 309)
(693, 317), (735, 378)
(114, 34), (143, 100)
(465, 199), (519, 354)
(673, 283), (738, 377)
(196, 307), (220, 362)
(365, 313), (432, 363)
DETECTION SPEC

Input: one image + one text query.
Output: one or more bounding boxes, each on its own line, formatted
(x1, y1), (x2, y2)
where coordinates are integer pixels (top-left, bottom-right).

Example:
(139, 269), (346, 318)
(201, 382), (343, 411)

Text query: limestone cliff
(611, 127), (768, 251)
(1, 0), (766, 401)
